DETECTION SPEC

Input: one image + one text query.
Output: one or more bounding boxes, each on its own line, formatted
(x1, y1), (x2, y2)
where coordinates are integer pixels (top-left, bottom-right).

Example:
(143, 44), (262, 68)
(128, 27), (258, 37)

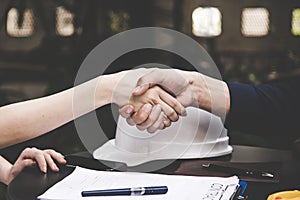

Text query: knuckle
(152, 122), (160, 130)
(168, 100), (177, 108)
(45, 149), (54, 154)
(137, 125), (146, 131)
(31, 147), (38, 151)
(24, 147), (31, 152)
(147, 128), (156, 133)
(168, 110), (177, 119)
(152, 99), (159, 104)
(146, 115), (155, 125)
(132, 113), (147, 124)
(126, 118), (135, 126)
(139, 122), (151, 130)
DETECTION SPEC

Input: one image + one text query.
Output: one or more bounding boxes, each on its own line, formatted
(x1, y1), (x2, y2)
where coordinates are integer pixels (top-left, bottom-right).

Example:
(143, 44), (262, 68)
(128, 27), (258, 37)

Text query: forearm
(0, 156), (12, 185)
(225, 78), (300, 136)
(0, 74), (116, 148)
(0, 89), (74, 148)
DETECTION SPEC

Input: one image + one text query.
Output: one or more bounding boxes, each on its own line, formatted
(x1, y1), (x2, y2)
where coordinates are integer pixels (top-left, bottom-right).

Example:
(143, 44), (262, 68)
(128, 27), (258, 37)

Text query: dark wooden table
(7, 145), (300, 200)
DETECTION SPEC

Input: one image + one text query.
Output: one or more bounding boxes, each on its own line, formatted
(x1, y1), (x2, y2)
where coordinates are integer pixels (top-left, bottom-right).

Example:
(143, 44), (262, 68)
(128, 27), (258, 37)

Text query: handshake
(105, 68), (230, 133)
(0, 67), (230, 149)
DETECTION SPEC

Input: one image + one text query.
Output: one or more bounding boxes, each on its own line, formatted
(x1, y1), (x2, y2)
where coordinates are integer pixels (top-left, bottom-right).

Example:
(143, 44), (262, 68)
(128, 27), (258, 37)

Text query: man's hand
(132, 68), (195, 107)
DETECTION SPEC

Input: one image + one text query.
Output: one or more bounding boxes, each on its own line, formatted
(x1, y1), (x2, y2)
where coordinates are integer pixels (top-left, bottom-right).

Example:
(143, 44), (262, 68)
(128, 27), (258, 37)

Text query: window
(192, 7), (222, 37)
(241, 8), (269, 37)
(7, 8), (34, 37)
(292, 8), (300, 36)
(56, 6), (75, 37)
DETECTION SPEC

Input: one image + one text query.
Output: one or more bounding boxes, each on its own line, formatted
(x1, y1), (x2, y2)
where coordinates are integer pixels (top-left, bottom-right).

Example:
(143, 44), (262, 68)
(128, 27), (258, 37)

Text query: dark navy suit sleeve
(225, 77), (300, 138)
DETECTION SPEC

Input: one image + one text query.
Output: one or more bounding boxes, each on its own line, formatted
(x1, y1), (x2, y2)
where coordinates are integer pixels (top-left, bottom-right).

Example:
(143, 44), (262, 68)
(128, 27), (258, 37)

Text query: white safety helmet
(93, 107), (232, 167)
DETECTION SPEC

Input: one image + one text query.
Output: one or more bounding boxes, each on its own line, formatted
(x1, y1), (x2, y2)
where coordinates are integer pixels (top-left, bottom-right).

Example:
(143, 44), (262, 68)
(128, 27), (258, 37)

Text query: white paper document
(38, 166), (239, 200)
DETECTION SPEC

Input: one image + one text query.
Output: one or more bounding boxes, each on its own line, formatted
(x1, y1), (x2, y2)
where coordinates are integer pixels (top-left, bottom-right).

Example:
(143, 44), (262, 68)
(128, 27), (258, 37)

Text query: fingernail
(126, 107), (133, 114)
(182, 109), (187, 116)
(145, 104), (152, 114)
(42, 166), (47, 173)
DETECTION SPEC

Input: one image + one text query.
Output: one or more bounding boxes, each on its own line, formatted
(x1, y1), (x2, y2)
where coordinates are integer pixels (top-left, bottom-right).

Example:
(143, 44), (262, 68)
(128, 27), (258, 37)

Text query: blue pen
(81, 186), (168, 197)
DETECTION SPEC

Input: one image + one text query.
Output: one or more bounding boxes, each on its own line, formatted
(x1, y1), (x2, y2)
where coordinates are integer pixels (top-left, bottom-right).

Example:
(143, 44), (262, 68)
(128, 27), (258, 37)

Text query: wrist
(189, 72), (212, 110)
(186, 71), (230, 117)
(95, 74), (117, 107)
(0, 156), (13, 185)
(108, 69), (150, 107)
(99, 71), (131, 107)
(4, 167), (13, 185)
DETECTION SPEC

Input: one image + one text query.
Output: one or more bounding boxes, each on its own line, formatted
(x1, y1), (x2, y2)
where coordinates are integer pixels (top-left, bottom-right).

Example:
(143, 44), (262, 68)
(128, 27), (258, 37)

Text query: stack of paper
(38, 166), (239, 200)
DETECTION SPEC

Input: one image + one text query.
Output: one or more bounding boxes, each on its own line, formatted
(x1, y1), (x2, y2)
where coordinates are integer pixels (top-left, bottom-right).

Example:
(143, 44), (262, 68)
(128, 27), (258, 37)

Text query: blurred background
(0, 0), (300, 196)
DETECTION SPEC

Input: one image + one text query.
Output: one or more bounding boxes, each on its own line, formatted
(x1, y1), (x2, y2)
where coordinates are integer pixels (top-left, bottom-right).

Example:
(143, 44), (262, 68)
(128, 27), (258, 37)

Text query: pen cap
(94, 108), (232, 167)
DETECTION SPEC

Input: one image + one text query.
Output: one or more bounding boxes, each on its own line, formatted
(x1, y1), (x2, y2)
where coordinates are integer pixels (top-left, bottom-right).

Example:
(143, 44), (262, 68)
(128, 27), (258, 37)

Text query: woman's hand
(5, 147), (66, 184)
(129, 85), (185, 121)
(119, 86), (185, 133)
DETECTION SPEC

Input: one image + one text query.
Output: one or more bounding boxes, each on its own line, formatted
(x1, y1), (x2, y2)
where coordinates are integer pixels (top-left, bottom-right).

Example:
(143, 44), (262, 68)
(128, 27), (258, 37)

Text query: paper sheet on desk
(38, 166), (239, 200)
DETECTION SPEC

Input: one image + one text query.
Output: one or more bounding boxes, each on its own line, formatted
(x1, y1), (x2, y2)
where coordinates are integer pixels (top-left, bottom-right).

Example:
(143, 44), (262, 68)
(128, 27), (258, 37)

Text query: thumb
(119, 105), (135, 118)
(9, 159), (36, 183)
(132, 83), (154, 96)
(132, 69), (163, 96)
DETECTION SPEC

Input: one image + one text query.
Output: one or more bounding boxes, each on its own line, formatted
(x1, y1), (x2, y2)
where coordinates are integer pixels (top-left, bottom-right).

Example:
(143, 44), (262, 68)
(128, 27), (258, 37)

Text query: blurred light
(56, 6), (74, 37)
(7, 8), (34, 37)
(268, 71), (278, 80)
(192, 7), (222, 37)
(248, 73), (256, 82)
(292, 8), (300, 36)
(241, 8), (269, 37)
(109, 10), (130, 33)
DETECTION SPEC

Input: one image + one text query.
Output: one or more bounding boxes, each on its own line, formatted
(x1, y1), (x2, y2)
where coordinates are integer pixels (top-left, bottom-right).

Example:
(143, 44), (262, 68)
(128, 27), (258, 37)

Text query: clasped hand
(116, 68), (200, 133)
